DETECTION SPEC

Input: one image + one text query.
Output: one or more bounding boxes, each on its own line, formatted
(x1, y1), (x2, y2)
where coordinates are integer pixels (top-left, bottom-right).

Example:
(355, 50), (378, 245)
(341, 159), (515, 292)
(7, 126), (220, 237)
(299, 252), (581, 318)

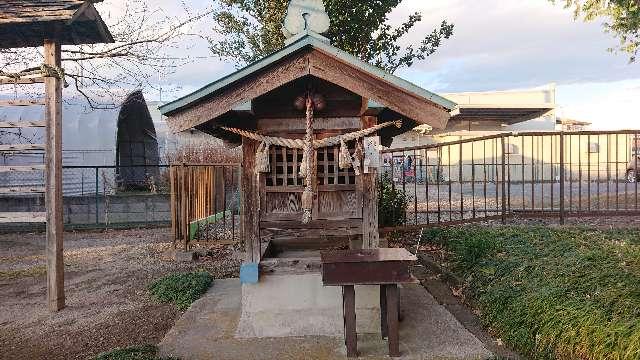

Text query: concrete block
(107, 202), (129, 213)
(106, 212), (144, 223)
(66, 213), (91, 224)
(236, 273), (380, 338)
(151, 199), (171, 212)
(128, 202), (147, 213)
(66, 204), (89, 214)
(151, 211), (171, 222)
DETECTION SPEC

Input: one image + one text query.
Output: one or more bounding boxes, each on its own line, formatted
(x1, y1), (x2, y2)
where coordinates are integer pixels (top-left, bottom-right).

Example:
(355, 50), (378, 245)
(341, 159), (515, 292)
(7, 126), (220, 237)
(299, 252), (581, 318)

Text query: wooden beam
(308, 50), (450, 129)
(0, 121), (46, 128)
(166, 51), (311, 133)
(257, 117), (361, 133)
(0, 212), (46, 223)
(0, 165), (45, 172)
(0, 144), (45, 151)
(0, 186), (45, 194)
(0, 99), (46, 106)
(0, 77), (45, 85)
(44, 39), (65, 312)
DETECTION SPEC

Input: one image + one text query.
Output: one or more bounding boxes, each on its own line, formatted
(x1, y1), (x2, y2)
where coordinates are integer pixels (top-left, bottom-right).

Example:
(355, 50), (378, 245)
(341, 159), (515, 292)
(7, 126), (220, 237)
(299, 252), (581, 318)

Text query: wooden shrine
(0, 0), (113, 311)
(160, 2), (456, 280)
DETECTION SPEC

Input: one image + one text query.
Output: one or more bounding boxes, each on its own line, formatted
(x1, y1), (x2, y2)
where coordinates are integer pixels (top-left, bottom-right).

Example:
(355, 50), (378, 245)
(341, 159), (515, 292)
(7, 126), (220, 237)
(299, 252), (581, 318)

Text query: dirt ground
(0, 228), (241, 360)
(2, 217), (639, 360)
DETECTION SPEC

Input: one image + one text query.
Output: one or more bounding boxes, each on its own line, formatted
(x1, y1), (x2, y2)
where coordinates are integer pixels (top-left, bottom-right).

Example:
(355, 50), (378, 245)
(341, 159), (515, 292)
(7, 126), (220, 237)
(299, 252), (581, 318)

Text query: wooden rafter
(0, 212), (46, 223)
(0, 165), (45, 172)
(0, 186), (45, 194)
(0, 99), (45, 106)
(0, 144), (45, 151)
(0, 77), (44, 85)
(0, 121), (46, 128)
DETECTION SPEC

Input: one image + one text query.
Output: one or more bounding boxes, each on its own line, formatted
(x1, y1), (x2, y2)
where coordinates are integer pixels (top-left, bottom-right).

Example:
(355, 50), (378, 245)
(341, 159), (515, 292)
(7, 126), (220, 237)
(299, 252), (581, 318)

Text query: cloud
(557, 79), (640, 130)
(389, 0), (640, 92)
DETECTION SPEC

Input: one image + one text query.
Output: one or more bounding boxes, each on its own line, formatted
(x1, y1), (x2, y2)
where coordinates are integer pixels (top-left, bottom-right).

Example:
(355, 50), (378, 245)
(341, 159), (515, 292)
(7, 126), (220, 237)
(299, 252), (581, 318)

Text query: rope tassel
(255, 141), (271, 174)
(339, 138), (351, 170)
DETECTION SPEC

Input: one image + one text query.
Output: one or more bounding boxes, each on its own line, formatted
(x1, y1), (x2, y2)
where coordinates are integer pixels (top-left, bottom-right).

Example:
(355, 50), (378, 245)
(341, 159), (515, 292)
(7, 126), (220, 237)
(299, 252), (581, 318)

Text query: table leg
(386, 284), (400, 357)
(343, 285), (358, 358)
(380, 284), (388, 339)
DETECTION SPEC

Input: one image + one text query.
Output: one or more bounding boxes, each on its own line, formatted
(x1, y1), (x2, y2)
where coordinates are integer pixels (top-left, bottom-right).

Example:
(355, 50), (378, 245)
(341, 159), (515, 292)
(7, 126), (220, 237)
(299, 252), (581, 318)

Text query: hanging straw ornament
(351, 141), (363, 176)
(255, 141), (271, 174)
(339, 138), (352, 170)
(299, 151), (308, 178)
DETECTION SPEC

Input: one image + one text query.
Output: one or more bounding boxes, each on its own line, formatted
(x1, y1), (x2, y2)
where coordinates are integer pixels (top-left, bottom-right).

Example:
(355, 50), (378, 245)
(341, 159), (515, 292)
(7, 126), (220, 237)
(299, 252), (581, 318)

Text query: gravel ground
(0, 228), (241, 360)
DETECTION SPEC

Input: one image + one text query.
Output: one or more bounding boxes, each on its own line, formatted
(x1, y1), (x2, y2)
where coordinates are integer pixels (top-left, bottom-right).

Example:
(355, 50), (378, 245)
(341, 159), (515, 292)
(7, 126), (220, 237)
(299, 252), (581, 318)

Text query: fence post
(559, 132), (565, 225)
(95, 167), (99, 225)
(501, 136), (507, 224)
(181, 163), (189, 251)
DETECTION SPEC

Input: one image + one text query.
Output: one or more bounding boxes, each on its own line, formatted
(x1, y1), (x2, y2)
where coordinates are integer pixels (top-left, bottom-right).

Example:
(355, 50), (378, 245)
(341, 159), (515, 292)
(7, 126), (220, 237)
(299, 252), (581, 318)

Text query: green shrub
(378, 172), (409, 227)
(94, 345), (179, 360)
(423, 226), (640, 360)
(148, 271), (212, 311)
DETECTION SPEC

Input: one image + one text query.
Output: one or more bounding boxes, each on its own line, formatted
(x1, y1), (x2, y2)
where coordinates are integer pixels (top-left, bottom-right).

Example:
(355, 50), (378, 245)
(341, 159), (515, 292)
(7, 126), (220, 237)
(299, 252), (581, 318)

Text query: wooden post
(44, 39), (64, 312)
(362, 171), (379, 248)
(170, 166), (177, 248)
(361, 116), (379, 249)
(242, 138), (261, 263)
(380, 284), (388, 339)
(386, 284), (400, 357)
(342, 285), (358, 357)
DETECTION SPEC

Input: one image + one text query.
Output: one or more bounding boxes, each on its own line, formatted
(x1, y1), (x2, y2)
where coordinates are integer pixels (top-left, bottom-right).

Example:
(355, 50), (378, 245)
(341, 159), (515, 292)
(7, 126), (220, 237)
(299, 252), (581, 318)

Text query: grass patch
(148, 271), (212, 311)
(94, 345), (178, 360)
(0, 265), (46, 280)
(422, 226), (640, 360)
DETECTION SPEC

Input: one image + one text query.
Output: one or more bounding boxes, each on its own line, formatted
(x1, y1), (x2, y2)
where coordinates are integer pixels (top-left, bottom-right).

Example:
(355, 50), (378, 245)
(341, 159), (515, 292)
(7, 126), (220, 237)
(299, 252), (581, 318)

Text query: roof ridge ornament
(282, 0), (330, 39)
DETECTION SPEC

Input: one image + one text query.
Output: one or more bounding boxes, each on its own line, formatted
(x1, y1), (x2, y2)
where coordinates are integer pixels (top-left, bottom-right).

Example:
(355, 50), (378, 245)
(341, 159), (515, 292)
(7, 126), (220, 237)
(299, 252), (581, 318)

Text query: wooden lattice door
(262, 146), (305, 221)
(315, 145), (361, 220)
(261, 144), (362, 222)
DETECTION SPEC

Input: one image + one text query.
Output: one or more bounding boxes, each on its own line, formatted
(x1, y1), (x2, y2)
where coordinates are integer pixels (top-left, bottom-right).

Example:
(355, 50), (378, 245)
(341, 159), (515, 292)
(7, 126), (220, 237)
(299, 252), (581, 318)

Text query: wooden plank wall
(169, 164), (230, 250)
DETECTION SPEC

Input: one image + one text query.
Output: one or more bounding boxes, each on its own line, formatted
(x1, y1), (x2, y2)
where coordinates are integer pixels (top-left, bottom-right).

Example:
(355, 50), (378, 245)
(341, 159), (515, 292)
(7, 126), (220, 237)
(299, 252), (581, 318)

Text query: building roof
(441, 85), (555, 125)
(556, 118), (592, 126)
(0, 0), (113, 48)
(160, 31), (457, 133)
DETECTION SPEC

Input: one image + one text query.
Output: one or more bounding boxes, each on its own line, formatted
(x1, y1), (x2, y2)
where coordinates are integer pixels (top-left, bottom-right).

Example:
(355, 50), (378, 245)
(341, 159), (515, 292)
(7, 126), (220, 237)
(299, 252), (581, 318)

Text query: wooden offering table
(320, 248), (418, 358)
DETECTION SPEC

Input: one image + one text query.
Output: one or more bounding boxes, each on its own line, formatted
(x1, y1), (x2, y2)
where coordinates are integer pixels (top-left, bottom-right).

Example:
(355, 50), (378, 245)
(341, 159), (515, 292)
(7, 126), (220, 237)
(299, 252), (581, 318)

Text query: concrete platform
(159, 278), (493, 359)
(237, 274), (381, 338)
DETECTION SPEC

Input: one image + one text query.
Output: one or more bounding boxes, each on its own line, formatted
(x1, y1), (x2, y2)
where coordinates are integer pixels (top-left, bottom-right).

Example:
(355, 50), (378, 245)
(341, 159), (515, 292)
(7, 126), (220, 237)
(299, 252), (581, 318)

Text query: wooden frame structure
(0, 0), (113, 311)
(160, 30), (456, 280)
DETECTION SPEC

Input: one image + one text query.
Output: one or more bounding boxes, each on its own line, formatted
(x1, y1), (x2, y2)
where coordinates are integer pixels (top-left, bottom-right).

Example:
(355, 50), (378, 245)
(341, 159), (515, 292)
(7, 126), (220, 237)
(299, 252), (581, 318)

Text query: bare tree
(0, 0), (214, 109)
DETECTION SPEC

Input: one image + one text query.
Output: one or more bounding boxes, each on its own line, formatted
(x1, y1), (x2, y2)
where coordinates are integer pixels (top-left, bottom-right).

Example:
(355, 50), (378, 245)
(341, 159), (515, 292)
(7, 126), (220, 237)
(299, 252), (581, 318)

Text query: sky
(107, 0), (640, 130)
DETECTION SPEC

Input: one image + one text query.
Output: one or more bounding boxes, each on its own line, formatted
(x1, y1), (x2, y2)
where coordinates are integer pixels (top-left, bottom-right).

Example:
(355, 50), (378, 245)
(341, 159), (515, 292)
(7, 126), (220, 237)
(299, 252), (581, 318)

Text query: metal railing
(380, 130), (640, 231)
(0, 164), (172, 229)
